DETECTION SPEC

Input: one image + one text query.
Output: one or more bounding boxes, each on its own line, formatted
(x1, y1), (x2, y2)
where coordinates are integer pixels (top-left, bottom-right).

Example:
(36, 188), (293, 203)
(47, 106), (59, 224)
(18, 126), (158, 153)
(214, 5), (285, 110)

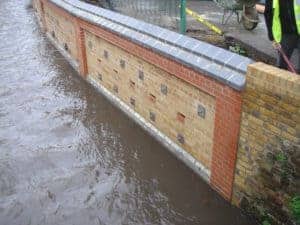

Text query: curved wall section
(33, 0), (250, 201)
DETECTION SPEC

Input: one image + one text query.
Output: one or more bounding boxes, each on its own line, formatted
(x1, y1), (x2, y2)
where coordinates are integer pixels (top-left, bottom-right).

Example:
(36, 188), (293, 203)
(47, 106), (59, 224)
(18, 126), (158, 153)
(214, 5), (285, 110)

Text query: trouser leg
(297, 36), (300, 74)
(278, 34), (298, 70)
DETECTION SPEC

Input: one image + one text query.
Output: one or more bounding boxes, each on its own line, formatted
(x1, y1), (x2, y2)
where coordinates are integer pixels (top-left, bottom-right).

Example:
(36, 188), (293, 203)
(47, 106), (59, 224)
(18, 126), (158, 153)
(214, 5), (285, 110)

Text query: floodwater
(0, 0), (256, 225)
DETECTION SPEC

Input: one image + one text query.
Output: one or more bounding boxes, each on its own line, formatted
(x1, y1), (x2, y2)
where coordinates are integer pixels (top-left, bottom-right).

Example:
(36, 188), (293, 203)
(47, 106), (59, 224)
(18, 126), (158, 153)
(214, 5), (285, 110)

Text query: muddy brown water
(0, 1), (257, 225)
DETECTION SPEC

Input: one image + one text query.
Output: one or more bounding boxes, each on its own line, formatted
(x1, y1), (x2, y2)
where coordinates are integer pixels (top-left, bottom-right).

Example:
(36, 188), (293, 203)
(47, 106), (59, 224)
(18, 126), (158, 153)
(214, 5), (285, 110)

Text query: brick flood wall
(33, 0), (300, 222)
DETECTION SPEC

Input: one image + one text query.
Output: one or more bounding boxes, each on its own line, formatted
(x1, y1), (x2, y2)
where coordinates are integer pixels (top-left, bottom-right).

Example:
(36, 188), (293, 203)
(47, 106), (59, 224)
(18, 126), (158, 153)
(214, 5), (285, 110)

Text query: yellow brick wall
(233, 62), (300, 224)
(84, 30), (216, 170)
(43, 4), (78, 62)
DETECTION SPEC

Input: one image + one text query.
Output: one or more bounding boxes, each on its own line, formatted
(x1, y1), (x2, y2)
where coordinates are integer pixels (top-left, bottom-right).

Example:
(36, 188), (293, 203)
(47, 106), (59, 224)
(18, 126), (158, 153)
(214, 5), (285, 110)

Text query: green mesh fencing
(98, 0), (181, 30)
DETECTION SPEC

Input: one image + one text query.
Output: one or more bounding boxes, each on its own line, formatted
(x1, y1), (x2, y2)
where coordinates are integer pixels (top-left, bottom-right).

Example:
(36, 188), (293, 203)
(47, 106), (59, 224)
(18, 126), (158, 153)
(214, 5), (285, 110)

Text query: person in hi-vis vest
(264, 0), (300, 72)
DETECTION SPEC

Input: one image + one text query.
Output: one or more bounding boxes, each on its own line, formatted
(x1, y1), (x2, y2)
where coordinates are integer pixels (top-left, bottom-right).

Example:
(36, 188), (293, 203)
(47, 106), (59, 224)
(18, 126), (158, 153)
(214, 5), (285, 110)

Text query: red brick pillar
(39, 0), (48, 32)
(210, 88), (243, 201)
(74, 20), (88, 77)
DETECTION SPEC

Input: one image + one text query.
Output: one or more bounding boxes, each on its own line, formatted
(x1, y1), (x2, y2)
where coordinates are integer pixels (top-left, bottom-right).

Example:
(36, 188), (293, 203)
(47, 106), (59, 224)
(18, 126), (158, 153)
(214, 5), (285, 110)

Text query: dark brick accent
(138, 70), (144, 80)
(104, 50), (108, 59)
(149, 111), (156, 122)
(197, 104), (206, 119)
(177, 134), (185, 144)
(113, 85), (118, 93)
(130, 97), (135, 107)
(97, 73), (102, 81)
(160, 84), (168, 95)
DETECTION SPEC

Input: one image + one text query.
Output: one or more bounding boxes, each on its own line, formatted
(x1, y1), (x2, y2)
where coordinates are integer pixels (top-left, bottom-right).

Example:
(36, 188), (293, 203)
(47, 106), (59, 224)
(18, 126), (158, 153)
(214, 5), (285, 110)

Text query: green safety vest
(272, 0), (300, 42)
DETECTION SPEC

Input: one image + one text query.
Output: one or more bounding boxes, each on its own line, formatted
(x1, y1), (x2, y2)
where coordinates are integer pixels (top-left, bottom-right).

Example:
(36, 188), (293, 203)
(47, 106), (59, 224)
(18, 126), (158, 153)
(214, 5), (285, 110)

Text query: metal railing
(94, 0), (181, 30)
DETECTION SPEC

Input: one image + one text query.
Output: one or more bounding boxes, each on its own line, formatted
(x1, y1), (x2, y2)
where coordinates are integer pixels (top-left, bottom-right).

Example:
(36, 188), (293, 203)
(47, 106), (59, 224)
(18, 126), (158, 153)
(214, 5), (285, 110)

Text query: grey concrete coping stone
(49, 0), (252, 91)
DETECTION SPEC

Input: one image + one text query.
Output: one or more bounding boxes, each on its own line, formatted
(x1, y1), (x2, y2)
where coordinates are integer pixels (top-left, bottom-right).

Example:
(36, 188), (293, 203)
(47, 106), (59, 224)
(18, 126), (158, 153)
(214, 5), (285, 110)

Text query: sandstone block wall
(233, 63), (300, 224)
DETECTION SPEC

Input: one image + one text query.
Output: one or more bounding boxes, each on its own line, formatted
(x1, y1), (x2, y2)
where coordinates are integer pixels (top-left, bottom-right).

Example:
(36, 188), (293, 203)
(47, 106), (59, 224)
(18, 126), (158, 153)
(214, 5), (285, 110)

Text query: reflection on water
(0, 0), (256, 225)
